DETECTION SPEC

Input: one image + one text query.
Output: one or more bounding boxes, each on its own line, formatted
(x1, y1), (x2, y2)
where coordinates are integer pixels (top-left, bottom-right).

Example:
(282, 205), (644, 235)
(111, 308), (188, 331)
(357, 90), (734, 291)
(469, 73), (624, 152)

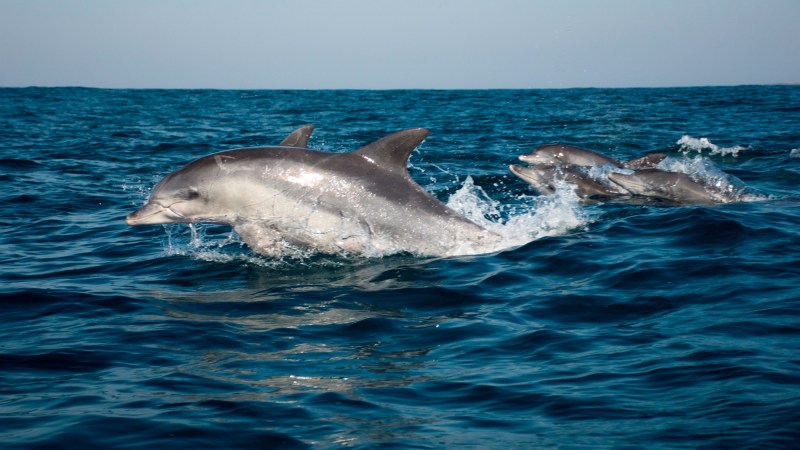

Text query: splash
(446, 176), (590, 248)
(791, 149), (800, 159)
(657, 156), (765, 202)
(162, 224), (306, 267)
(677, 135), (746, 157)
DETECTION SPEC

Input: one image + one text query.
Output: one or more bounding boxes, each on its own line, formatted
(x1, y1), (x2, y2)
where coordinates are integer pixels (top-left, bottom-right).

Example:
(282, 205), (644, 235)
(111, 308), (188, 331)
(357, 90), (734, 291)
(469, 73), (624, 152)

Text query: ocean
(1, 86), (799, 448)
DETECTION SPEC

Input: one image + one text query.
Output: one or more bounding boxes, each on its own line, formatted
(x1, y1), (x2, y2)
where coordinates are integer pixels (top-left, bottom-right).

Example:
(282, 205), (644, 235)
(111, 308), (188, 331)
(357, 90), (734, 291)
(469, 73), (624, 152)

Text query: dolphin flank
(607, 169), (742, 204)
(127, 127), (502, 257)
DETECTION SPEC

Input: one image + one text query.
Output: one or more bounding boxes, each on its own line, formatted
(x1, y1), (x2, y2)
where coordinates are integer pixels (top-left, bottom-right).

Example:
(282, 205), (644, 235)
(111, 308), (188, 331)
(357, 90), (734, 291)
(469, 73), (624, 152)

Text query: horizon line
(1, 82), (797, 91)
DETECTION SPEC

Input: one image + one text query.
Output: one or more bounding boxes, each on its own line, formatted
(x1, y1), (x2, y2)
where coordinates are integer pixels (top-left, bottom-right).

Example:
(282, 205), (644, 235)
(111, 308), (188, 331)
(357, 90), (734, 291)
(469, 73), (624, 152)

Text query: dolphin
(509, 164), (629, 200)
(127, 128), (502, 257)
(519, 144), (666, 169)
(519, 144), (622, 167)
(607, 169), (740, 204)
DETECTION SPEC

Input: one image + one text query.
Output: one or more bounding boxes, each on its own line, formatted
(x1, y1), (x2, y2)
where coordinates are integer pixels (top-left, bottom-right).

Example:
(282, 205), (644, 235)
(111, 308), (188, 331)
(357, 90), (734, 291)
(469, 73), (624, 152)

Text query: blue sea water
(1, 86), (800, 448)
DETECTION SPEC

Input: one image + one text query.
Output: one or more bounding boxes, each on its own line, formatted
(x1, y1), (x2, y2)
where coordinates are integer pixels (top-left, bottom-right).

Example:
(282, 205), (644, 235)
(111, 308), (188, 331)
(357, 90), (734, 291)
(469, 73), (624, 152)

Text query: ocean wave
(676, 135), (747, 157)
(3, 86), (800, 449)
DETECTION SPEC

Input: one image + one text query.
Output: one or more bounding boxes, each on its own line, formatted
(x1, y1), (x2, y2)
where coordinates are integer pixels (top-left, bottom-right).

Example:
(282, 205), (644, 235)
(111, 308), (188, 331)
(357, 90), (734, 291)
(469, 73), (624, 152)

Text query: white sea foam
(790, 149), (800, 158)
(677, 135), (746, 157)
(162, 223), (312, 267)
(446, 176), (589, 249)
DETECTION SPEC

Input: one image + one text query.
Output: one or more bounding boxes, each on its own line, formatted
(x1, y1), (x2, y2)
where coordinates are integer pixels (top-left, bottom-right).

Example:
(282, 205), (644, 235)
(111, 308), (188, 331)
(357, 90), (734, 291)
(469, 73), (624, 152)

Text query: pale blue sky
(2, 0), (799, 89)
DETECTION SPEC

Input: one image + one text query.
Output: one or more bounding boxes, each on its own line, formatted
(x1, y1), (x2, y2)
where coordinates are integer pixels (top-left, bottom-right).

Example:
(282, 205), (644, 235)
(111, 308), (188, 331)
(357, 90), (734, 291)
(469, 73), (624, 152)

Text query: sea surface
(2, 86), (799, 449)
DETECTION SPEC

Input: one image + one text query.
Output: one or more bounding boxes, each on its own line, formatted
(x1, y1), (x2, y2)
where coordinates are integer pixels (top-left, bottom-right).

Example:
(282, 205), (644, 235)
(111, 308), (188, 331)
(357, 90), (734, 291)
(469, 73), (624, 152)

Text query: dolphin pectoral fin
(279, 124), (315, 148)
(126, 202), (182, 226)
(351, 128), (429, 177)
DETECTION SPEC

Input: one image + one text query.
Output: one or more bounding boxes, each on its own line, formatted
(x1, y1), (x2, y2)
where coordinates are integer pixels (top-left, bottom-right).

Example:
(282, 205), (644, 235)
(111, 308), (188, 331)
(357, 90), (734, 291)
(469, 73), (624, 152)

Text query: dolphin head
(128, 125), (320, 226)
(518, 144), (567, 165)
(509, 164), (557, 195)
(607, 171), (655, 196)
(126, 158), (227, 226)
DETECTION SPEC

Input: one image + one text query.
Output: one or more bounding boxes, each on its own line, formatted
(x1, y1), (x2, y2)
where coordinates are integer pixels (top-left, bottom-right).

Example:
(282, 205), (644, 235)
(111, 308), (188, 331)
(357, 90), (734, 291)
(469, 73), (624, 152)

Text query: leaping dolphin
(127, 127), (502, 257)
(520, 144), (666, 169)
(607, 169), (741, 204)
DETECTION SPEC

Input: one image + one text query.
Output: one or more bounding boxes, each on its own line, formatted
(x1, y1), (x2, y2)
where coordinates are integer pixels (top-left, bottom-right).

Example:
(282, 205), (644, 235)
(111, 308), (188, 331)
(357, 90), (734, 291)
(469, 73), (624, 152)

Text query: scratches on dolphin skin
(213, 154), (236, 170)
(207, 155), (238, 193)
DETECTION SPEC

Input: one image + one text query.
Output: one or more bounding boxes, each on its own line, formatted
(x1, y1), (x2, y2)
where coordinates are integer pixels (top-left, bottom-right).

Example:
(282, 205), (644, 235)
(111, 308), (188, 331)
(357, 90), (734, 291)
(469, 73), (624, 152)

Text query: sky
(1, 0), (799, 89)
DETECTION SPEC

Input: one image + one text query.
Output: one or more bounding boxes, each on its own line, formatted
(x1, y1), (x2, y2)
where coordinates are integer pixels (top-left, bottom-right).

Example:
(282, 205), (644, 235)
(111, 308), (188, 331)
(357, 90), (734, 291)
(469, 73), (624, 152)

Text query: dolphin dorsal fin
(351, 128), (429, 176)
(280, 124), (315, 147)
(625, 153), (668, 169)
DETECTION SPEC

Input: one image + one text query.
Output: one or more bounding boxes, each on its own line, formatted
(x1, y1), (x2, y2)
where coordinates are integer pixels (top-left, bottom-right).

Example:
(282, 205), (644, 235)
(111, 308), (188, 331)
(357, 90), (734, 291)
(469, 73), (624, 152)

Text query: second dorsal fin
(351, 128), (429, 177)
(280, 124), (315, 147)
(625, 153), (668, 169)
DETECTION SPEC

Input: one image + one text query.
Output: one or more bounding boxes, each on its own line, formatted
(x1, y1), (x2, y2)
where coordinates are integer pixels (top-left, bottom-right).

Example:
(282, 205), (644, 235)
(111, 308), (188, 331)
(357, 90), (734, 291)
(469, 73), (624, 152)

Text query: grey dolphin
(127, 128), (502, 257)
(520, 144), (623, 167)
(607, 169), (739, 204)
(509, 164), (629, 200)
(519, 144), (667, 169)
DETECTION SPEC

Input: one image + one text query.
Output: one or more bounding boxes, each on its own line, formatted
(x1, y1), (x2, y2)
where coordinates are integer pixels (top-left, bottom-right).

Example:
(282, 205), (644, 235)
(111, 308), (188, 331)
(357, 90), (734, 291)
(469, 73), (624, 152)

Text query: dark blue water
(2, 86), (800, 448)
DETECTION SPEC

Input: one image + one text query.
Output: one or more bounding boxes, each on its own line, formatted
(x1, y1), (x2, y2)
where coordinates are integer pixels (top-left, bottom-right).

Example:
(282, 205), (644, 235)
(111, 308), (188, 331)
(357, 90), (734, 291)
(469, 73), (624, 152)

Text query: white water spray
(677, 135), (746, 157)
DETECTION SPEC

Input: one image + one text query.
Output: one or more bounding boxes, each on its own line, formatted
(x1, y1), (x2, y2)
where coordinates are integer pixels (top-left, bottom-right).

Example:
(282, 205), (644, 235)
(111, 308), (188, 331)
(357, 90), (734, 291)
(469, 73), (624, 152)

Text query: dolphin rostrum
(607, 169), (741, 204)
(509, 164), (629, 200)
(127, 128), (502, 257)
(519, 144), (666, 169)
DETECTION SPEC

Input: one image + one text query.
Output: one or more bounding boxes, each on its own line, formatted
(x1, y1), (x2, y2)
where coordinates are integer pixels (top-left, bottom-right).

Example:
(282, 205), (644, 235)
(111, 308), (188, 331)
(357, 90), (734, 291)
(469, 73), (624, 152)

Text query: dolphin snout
(607, 172), (643, 191)
(126, 202), (174, 226)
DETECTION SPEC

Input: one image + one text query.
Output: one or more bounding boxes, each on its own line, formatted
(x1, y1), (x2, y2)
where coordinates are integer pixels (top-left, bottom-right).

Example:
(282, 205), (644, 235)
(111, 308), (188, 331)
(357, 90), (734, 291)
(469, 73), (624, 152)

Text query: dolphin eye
(178, 189), (201, 200)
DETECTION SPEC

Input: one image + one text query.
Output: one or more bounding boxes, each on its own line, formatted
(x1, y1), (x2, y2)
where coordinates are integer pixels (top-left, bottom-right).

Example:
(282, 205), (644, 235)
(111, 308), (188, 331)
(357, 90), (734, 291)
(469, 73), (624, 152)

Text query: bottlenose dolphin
(519, 144), (666, 169)
(520, 144), (622, 167)
(127, 128), (502, 257)
(607, 169), (739, 204)
(509, 164), (629, 200)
